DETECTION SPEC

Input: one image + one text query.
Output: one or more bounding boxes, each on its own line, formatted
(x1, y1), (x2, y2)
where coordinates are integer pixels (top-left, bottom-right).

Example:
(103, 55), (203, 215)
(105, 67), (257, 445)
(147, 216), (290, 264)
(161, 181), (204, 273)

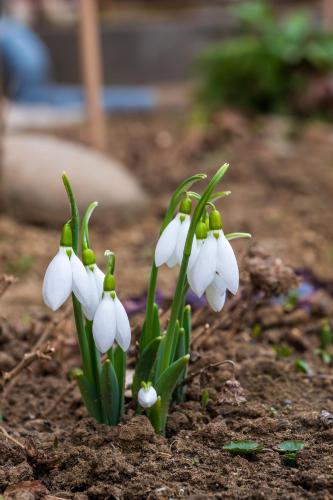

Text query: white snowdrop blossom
(43, 246), (91, 312)
(155, 197), (194, 268)
(92, 274), (131, 354)
(138, 384), (158, 409)
(205, 273), (227, 312)
(82, 263), (105, 320)
(188, 210), (239, 308)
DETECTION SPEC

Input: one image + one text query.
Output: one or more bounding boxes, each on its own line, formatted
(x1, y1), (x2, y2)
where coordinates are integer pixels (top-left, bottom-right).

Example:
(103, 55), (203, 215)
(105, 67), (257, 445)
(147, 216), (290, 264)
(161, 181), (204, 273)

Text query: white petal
(190, 236), (217, 297)
(188, 235), (199, 270)
(83, 267), (101, 320)
(114, 296), (131, 352)
(71, 253), (91, 308)
(212, 273), (227, 295)
(166, 249), (178, 268)
(92, 294), (116, 353)
(176, 215), (191, 264)
(93, 265), (105, 298)
(217, 231), (239, 295)
(138, 386), (158, 409)
(206, 284), (226, 312)
(154, 217), (180, 267)
(42, 247), (72, 311)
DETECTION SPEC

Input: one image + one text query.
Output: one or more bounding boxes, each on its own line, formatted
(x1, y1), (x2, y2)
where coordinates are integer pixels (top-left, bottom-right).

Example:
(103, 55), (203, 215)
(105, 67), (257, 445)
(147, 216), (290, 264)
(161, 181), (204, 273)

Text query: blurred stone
(2, 133), (148, 227)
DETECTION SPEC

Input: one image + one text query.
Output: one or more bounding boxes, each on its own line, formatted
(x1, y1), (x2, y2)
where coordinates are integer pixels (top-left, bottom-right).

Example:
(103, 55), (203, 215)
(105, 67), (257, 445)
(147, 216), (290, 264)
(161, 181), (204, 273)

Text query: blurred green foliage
(196, 0), (333, 117)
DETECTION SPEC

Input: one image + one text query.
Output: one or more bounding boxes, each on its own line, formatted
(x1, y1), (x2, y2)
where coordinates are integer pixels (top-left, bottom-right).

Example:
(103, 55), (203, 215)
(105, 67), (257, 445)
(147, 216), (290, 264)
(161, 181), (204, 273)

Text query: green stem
(160, 164), (229, 374)
(81, 201), (98, 250)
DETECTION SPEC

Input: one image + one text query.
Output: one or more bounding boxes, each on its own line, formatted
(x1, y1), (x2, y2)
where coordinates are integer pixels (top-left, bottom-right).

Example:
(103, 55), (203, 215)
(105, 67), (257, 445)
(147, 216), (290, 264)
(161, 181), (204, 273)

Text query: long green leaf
(113, 346), (126, 417)
(149, 354), (190, 434)
(132, 335), (162, 399)
(182, 305), (192, 354)
(100, 360), (120, 425)
(73, 370), (103, 423)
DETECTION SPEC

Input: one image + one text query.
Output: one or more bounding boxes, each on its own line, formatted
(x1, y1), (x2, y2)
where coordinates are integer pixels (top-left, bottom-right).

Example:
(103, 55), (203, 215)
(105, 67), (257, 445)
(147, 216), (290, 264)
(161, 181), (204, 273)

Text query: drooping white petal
(83, 266), (101, 320)
(212, 272), (227, 295)
(70, 253), (91, 308)
(190, 235), (217, 297)
(114, 296), (131, 352)
(155, 216), (181, 267)
(206, 284), (226, 312)
(188, 235), (199, 270)
(176, 214), (191, 265)
(93, 265), (105, 298)
(216, 231), (239, 295)
(187, 239), (203, 291)
(138, 386), (158, 409)
(92, 294), (116, 353)
(42, 247), (72, 311)
(166, 250), (178, 269)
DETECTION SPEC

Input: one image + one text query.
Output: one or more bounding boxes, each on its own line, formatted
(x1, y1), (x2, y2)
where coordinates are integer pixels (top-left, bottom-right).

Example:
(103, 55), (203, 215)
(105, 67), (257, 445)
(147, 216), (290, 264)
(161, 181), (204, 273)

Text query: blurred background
(1, 0), (333, 318)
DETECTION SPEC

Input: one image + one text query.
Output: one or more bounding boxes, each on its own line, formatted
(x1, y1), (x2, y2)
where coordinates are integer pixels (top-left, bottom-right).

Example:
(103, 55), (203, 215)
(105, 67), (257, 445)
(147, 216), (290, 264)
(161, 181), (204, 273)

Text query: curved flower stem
(81, 201), (98, 250)
(160, 164), (229, 374)
(143, 173), (207, 351)
(62, 173), (93, 384)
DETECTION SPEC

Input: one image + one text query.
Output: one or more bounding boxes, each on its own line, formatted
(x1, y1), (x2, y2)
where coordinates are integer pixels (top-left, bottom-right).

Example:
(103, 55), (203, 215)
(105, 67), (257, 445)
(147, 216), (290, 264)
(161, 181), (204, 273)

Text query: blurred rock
(2, 133), (148, 227)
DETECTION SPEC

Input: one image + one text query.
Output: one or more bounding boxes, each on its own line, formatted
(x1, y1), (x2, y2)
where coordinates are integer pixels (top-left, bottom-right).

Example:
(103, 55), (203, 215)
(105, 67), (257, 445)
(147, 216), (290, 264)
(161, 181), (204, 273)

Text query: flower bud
(138, 383), (158, 409)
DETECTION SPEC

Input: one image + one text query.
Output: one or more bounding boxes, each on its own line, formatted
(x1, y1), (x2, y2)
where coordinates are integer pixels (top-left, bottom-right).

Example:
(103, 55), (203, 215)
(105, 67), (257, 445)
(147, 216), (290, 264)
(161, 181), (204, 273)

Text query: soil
(1, 109), (333, 499)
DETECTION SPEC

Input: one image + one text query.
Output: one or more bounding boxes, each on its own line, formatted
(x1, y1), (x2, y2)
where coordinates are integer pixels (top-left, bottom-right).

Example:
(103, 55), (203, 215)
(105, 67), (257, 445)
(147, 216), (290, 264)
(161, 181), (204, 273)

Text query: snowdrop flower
(188, 210), (239, 301)
(155, 197), (194, 268)
(205, 273), (227, 312)
(81, 248), (105, 320)
(43, 223), (91, 311)
(92, 274), (131, 354)
(138, 382), (158, 409)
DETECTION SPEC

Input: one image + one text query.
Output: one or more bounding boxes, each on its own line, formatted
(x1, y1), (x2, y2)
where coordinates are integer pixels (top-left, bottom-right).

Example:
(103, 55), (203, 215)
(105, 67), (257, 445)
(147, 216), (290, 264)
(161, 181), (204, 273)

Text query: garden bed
(1, 111), (333, 498)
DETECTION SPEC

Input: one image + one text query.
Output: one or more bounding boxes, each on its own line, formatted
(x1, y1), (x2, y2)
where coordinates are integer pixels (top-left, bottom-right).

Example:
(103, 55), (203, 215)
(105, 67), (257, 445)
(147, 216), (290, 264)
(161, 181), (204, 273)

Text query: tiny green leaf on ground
(294, 359), (310, 374)
(276, 440), (305, 453)
(223, 440), (264, 455)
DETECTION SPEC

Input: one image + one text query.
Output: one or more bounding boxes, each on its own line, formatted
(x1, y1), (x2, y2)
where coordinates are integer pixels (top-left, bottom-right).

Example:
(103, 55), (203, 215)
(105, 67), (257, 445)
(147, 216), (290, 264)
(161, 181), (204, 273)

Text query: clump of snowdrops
(43, 165), (250, 434)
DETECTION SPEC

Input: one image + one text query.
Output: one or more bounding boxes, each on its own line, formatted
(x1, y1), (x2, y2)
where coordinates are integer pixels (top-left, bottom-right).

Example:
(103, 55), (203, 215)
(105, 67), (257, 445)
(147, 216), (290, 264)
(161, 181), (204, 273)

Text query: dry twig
(0, 274), (17, 300)
(0, 426), (25, 450)
(178, 359), (236, 388)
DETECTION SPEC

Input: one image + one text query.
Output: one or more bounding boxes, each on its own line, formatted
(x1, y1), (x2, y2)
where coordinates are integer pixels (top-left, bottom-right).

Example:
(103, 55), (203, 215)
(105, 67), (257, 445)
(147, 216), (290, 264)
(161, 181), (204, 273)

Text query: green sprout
(273, 344), (293, 358)
(276, 440), (304, 466)
(315, 320), (332, 364)
(294, 359), (310, 374)
(201, 389), (210, 410)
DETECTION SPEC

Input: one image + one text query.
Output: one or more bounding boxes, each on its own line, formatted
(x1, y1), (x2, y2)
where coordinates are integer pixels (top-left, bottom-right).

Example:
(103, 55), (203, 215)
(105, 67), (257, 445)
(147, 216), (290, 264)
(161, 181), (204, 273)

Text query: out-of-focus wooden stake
(322, 0), (333, 31)
(78, 0), (107, 150)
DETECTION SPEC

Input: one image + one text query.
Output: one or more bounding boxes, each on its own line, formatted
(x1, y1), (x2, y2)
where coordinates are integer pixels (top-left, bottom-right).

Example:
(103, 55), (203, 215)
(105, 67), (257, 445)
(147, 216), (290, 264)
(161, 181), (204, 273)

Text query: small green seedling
(201, 389), (210, 410)
(276, 440), (304, 466)
(315, 320), (332, 364)
(223, 440), (263, 455)
(273, 344), (293, 358)
(294, 359), (310, 374)
(283, 289), (299, 312)
(251, 323), (262, 339)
